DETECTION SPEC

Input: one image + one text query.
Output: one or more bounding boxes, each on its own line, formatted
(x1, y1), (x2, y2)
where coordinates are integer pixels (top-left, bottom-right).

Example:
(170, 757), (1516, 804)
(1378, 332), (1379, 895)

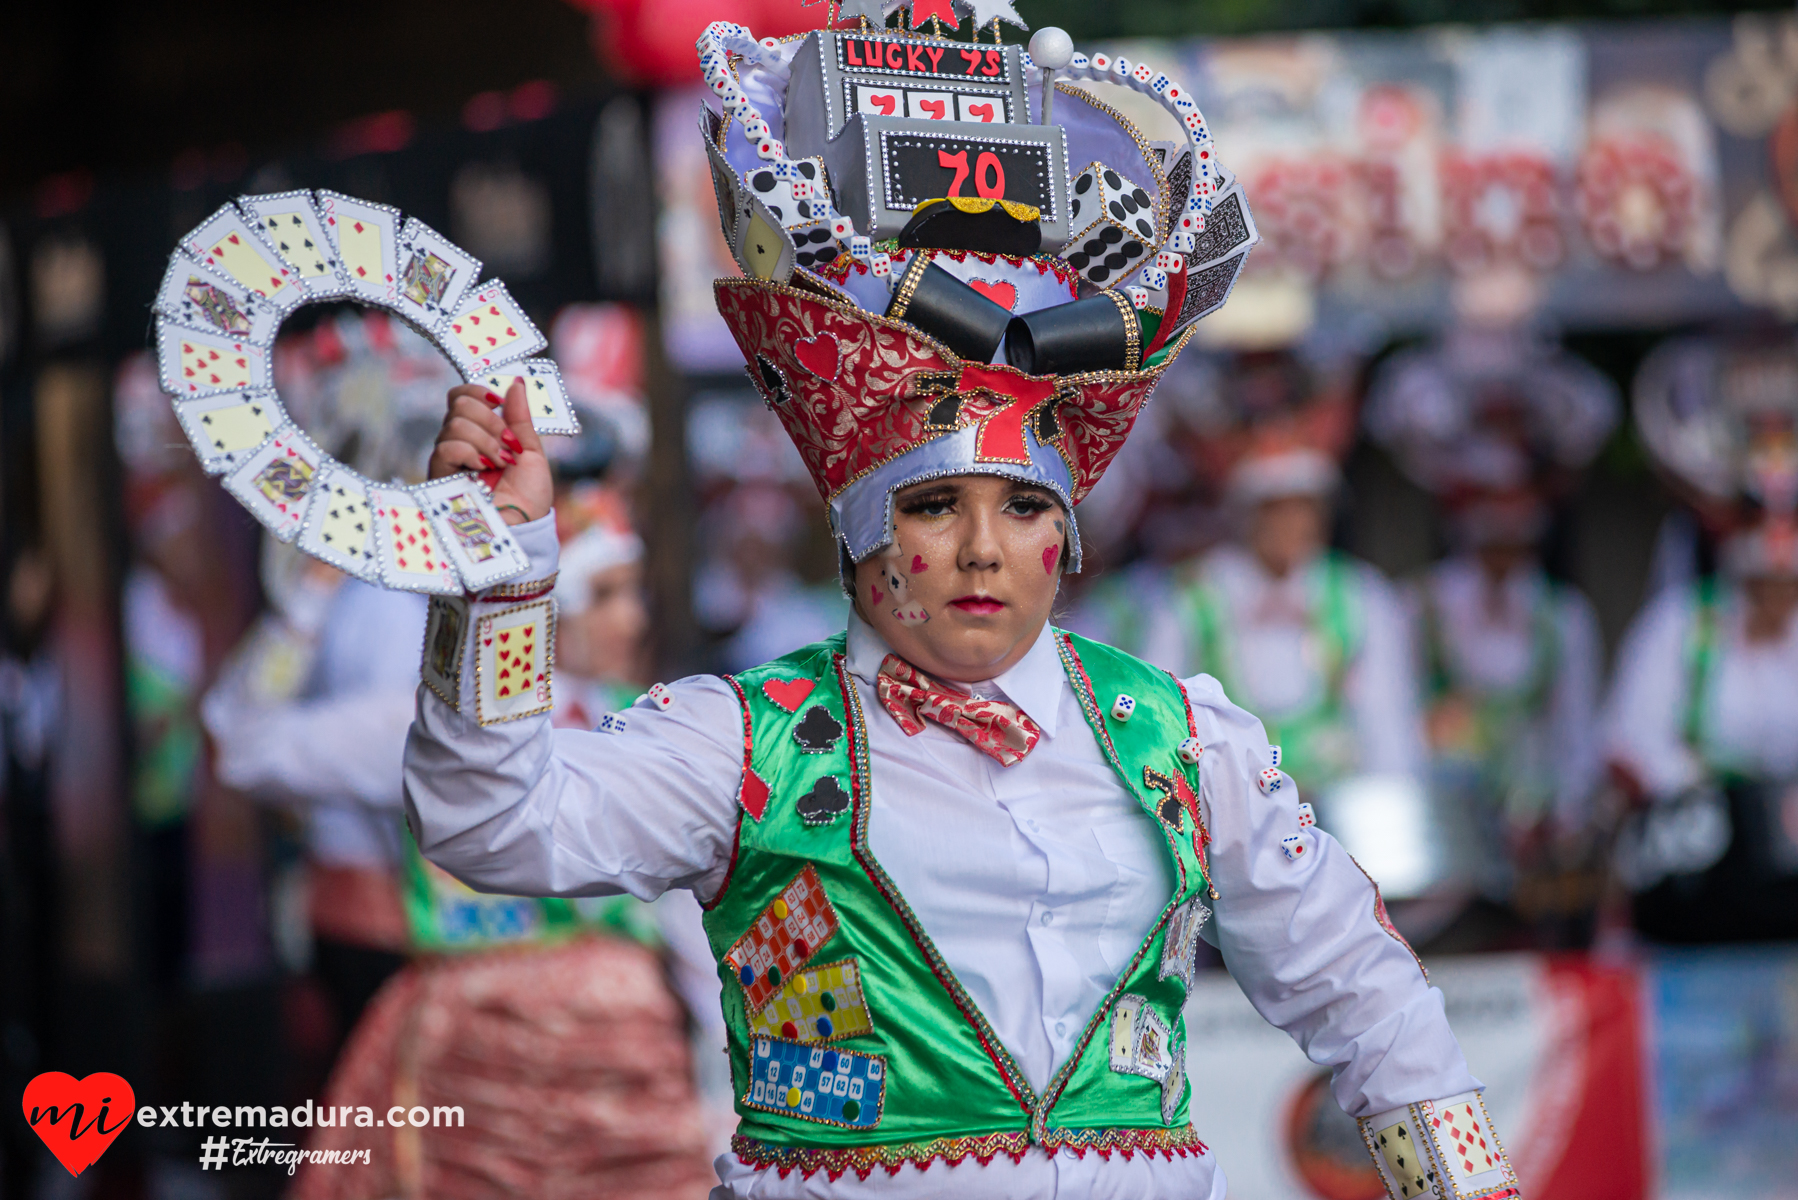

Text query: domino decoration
(152, 190), (580, 594)
(1359, 1091), (1520, 1200)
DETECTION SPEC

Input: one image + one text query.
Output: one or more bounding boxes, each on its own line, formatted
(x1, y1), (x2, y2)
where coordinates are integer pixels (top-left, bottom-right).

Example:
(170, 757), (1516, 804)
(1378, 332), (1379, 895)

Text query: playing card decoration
(475, 599), (555, 725)
(152, 189), (577, 594)
(1359, 1092), (1522, 1200)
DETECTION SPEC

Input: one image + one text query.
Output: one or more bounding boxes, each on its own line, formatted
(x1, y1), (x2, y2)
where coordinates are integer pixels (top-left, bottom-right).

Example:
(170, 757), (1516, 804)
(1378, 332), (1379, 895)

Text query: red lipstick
(948, 595), (1004, 615)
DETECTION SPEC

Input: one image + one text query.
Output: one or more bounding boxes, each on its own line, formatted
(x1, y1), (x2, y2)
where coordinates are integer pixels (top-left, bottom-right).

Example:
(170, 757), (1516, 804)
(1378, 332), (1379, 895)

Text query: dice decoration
(1258, 768), (1286, 796)
(598, 712), (629, 734)
(1268, 744), (1283, 769)
(1282, 835), (1307, 861)
(1297, 801), (1316, 829)
(1111, 693), (1138, 722)
(647, 682), (674, 711)
(1061, 163), (1158, 286)
(1177, 736), (1204, 764)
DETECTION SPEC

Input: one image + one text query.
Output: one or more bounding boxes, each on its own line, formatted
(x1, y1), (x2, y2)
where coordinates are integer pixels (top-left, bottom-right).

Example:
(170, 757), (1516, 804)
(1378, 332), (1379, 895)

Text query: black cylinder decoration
(1003, 292), (1142, 376)
(885, 258), (1014, 364)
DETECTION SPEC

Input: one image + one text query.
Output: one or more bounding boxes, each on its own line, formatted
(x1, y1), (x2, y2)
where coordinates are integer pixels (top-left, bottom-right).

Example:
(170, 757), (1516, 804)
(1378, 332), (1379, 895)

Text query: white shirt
(1138, 545), (1427, 781)
(403, 515), (1479, 1200)
(1605, 582), (1798, 796)
(1415, 557), (1605, 824)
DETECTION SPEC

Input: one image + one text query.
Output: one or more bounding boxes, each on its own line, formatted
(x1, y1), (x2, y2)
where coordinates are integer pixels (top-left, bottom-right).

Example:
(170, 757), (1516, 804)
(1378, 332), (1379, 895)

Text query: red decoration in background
(565, 0), (832, 87)
(1576, 136), (1697, 271)
(1441, 151), (1563, 274)
(1242, 157), (1354, 281)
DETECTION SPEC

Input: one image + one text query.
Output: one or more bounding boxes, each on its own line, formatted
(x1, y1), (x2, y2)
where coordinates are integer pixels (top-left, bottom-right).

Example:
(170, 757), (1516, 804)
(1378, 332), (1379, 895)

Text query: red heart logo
(910, 555), (928, 574)
(793, 334), (840, 382)
(22, 1072), (135, 1177)
(968, 279), (1018, 311)
(761, 678), (815, 712)
(499, 632), (510, 642)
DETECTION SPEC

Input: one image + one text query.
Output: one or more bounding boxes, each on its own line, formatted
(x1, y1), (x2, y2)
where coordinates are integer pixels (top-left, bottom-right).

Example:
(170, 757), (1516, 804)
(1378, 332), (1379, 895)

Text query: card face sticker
(725, 864), (842, 1013)
(395, 217), (480, 327)
(1158, 897), (1211, 990)
(421, 595), (468, 709)
(154, 253), (279, 345)
(1375, 1119), (1431, 1198)
(738, 198), (795, 282)
(416, 476), (530, 590)
(156, 319), (273, 399)
(749, 958), (875, 1043)
(222, 424), (323, 542)
(179, 204), (303, 313)
(317, 190), (402, 306)
(1426, 1095), (1511, 1194)
(436, 282), (545, 375)
(745, 1038), (884, 1129)
(473, 359), (580, 436)
(370, 485), (460, 594)
(173, 390), (283, 474)
(297, 465), (379, 580)
(1108, 994), (1173, 1082)
(474, 599), (554, 725)
(237, 191), (349, 298)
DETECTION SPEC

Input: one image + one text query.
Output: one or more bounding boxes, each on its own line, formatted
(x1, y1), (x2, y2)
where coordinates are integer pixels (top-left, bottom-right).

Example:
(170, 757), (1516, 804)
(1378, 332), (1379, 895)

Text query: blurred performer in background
(205, 316), (717, 1199)
(1607, 334), (1798, 943)
(1137, 352), (1427, 802)
(1366, 327), (1616, 939)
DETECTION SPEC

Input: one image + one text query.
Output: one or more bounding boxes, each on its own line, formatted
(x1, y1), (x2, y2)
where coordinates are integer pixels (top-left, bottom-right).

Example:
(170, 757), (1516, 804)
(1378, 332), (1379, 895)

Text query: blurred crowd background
(5, 0), (1798, 1198)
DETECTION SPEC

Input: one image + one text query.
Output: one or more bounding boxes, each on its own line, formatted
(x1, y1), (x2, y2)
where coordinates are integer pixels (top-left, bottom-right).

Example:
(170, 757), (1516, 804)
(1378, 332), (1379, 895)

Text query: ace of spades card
(223, 423), (324, 542)
(416, 476), (529, 590)
(394, 217), (480, 328)
(435, 282), (545, 376)
(237, 191), (351, 299)
(297, 465), (379, 580)
(369, 485), (461, 594)
(317, 190), (403, 307)
(474, 360), (580, 436)
(179, 204), (304, 315)
(154, 253), (280, 345)
(475, 599), (554, 725)
(156, 318), (273, 399)
(173, 390), (284, 474)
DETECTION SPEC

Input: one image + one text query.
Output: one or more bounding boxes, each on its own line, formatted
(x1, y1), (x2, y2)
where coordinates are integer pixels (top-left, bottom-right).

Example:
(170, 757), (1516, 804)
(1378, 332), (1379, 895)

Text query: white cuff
(1360, 1090), (1520, 1200)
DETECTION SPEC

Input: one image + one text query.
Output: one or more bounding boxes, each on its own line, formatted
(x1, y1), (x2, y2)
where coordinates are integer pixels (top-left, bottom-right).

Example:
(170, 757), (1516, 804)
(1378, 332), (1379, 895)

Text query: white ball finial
(1028, 26), (1075, 71)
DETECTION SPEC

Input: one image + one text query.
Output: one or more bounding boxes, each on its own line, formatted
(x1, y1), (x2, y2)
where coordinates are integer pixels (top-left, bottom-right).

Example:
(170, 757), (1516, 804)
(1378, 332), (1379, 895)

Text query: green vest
(703, 630), (1214, 1177)
(1175, 551), (1361, 794)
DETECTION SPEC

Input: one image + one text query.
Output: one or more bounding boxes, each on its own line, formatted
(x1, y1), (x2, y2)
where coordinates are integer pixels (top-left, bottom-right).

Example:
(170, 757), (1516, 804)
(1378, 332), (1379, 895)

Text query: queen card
(416, 475), (531, 590)
(394, 217), (480, 329)
(222, 423), (324, 542)
(154, 253), (280, 346)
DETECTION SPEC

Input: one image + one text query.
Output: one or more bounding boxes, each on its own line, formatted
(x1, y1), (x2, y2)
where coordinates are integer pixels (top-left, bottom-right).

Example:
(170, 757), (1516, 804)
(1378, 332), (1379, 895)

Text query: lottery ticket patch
(749, 957), (874, 1042)
(743, 1037), (884, 1129)
(725, 865), (842, 1013)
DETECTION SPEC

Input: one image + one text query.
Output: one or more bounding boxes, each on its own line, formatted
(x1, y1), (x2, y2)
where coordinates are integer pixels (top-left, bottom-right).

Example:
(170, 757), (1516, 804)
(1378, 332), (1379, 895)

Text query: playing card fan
(151, 189), (579, 596)
(1605, 333), (1798, 942)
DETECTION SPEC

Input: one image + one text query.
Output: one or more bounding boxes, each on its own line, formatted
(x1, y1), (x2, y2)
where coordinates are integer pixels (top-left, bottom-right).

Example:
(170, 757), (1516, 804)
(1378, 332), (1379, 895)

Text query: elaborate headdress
(696, 7), (1258, 569)
(1634, 333), (1798, 575)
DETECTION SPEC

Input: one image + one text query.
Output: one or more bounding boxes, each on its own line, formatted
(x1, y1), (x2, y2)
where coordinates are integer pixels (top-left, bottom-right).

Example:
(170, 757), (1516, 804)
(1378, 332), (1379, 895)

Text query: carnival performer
(1366, 327), (1615, 916)
(1133, 351), (1427, 801)
(400, 15), (1518, 1198)
(1605, 334), (1798, 943)
(204, 320), (718, 1200)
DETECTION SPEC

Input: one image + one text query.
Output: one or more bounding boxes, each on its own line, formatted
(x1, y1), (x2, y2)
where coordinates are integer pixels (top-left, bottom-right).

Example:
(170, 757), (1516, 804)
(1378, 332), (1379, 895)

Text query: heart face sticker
(23, 1072), (135, 1177)
(968, 279), (1019, 311)
(793, 333), (841, 382)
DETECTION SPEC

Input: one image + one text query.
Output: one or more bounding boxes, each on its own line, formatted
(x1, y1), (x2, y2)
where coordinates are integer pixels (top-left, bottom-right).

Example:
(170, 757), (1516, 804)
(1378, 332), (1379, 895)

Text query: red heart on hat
(794, 334), (840, 382)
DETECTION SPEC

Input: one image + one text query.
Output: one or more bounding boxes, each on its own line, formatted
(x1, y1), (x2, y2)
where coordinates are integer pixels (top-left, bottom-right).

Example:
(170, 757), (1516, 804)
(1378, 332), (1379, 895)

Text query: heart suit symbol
(22, 1072), (135, 1177)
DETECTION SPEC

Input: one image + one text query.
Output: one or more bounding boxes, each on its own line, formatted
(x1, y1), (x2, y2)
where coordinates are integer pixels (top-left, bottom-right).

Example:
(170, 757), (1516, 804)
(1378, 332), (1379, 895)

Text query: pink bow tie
(875, 654), (1041, 767)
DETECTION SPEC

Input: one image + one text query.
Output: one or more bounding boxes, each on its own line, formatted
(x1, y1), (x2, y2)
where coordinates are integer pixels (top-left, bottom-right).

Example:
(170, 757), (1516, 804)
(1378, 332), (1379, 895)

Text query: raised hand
(428, 377), (552, 525)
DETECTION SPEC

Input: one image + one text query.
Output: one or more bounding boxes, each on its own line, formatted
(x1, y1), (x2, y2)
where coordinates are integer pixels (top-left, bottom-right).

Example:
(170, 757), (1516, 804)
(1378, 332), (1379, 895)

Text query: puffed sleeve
(402, 512), (746, 903)
(1183, 672), (1522, 1200)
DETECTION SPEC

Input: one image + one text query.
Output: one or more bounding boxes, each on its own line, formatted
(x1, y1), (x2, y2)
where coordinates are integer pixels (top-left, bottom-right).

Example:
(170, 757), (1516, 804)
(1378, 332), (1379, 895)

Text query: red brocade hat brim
(717, 276), (1191, 517)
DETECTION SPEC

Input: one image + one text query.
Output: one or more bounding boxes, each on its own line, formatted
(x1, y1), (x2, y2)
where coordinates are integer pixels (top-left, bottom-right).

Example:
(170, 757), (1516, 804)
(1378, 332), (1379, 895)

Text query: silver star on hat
(954, 0), (1027, 29)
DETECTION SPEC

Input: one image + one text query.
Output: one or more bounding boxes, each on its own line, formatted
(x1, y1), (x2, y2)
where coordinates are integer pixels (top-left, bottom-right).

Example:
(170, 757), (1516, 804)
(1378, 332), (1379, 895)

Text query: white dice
(1297, 802), (1315, 829)
(1257, 768), (1285, 796)
(1177, 737), (1204, 764)
(1153, 249), (1184, 274)
(1111, 694), (1137, 722)
(648, 683), (674, 711)
(1268, 745), (1282, 769)
(1123, 285), (1151, 310)
(1137, 266), (1168, 291)
(870, 252), (892, 278)
(1062, 161), (1159, 287)
(598, 712), (629, 734)
(1281, 835), (1306, 861)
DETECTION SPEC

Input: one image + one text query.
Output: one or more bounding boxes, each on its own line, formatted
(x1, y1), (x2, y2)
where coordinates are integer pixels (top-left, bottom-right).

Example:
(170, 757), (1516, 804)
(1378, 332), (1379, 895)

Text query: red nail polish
(501, 429), (523, 453)
(500, 449), (517, 465)
(483, 391), (505, 406)
(478, 468), (503, 488)
(478, 455), (497, 470)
